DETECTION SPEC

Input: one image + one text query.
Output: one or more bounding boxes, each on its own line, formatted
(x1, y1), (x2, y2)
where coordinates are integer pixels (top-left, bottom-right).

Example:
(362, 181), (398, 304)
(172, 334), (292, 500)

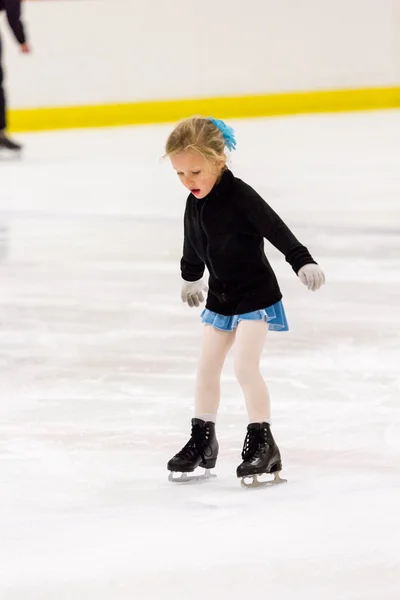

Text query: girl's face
(170, 151), (224, 199)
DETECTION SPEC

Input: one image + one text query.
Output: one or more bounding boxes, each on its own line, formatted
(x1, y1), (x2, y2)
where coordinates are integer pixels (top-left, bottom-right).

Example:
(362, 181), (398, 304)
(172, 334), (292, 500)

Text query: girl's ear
(214, 155), (227, 171)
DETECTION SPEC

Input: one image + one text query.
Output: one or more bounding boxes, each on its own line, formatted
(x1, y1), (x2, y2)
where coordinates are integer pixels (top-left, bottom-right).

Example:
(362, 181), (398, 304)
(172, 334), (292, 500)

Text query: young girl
(165, 116), (325, 487)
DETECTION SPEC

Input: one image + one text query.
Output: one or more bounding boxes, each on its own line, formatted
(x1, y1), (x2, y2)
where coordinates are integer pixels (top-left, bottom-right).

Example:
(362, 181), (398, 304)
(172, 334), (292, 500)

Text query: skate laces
(176, 423), (212, 463)
(241, 427), (269, 461)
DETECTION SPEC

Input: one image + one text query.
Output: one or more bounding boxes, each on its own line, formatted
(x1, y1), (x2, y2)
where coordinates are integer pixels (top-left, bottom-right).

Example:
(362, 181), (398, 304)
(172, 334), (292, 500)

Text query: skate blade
(240, 471), (287, 489)
(168, 468), (216, 484)
(0, 149), (22, 161)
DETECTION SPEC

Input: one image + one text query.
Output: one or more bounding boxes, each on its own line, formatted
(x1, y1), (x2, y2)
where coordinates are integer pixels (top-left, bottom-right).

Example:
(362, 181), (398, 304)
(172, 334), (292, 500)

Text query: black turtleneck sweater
(0, 0), (26, 44)
(181, 169), (317, 316)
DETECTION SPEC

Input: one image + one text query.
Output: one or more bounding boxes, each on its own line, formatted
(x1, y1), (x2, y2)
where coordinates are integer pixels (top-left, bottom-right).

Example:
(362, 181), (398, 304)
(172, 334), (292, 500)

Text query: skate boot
(0, 134), (23, 156)
(237, 422), (287, 488)
(168, 418), (218, 483)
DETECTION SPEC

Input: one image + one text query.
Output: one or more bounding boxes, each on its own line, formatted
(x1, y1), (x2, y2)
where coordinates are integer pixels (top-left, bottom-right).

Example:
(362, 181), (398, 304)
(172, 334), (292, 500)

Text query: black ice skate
(0, 134), (23, 156)
(237, 422), (287, 488)
(167, 418), (218, 483)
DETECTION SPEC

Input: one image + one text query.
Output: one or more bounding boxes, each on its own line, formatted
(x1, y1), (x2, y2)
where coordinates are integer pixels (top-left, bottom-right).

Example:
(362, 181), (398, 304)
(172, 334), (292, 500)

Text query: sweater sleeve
(5, 0), (26, 44)
(238, 185), (317, 274)
(180, 200), (205, 282)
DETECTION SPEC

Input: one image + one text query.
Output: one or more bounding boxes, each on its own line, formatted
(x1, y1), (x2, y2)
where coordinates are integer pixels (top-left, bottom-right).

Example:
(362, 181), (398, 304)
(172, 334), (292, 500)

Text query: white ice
(0, 111), (400, 600)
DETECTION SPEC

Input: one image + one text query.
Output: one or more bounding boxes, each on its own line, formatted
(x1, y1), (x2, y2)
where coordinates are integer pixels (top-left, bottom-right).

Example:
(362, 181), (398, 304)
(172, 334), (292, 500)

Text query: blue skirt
(200, 300), (289, 332)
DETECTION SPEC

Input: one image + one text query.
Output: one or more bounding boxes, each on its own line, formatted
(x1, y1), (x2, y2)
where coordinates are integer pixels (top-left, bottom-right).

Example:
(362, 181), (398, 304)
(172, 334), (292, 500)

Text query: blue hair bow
(208, 117), (237, 151)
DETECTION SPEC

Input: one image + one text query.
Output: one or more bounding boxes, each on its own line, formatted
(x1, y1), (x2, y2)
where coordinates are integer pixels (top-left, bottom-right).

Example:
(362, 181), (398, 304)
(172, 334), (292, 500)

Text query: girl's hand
(181, 279), (208, 307)
(298, 264), (325, 292)
(20, 43), (32, 54)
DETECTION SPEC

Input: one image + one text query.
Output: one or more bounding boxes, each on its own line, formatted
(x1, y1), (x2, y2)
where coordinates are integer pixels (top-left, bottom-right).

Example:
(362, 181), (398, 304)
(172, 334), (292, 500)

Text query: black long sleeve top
(181, 169), (317, 315)
(0, 0), (26, 44)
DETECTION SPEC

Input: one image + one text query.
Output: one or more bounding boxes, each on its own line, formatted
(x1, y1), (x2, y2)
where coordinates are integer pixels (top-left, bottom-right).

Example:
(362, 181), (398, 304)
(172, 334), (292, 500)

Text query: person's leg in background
(0, 36), (22, 153)
(0, 35), (10, 256)
(0, 35), (6, 134)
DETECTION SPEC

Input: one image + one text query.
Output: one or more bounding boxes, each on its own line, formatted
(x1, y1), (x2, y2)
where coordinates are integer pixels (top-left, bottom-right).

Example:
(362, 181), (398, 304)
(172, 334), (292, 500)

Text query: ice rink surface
(1, 111), (400, 599)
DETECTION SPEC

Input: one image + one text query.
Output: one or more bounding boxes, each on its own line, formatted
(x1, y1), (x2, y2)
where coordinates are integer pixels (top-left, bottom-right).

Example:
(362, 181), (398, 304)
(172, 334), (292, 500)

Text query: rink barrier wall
(8, 86), (400, 133)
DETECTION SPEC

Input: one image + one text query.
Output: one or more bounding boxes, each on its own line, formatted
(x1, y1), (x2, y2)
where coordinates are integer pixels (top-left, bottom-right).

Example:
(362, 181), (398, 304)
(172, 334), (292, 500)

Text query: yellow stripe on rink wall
(9, 86), (400, 133)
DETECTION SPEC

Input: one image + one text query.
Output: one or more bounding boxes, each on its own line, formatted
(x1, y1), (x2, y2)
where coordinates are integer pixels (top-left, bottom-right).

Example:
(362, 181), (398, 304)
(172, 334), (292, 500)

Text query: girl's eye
(192, 171), (200, 175)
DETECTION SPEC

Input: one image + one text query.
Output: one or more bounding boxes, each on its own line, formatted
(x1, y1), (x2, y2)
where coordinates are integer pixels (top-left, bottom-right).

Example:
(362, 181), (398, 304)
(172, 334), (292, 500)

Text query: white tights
(195, 320), (270, 423)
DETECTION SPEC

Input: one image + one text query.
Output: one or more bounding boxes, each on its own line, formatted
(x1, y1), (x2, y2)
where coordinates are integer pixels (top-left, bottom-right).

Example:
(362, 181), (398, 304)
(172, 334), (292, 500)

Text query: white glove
(181, 278), (208, 308)
(298, 264), (325, 292)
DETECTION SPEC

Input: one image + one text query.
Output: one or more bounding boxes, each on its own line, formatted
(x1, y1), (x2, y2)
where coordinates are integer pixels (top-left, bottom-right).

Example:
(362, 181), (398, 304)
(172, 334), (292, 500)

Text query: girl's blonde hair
(165, 116), (226, 164)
